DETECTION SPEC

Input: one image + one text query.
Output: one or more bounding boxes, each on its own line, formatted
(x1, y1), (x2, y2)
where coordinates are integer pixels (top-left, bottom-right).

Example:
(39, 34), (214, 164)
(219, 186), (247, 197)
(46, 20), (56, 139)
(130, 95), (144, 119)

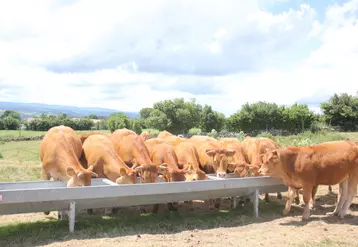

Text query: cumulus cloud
(0, 0), (357, 116)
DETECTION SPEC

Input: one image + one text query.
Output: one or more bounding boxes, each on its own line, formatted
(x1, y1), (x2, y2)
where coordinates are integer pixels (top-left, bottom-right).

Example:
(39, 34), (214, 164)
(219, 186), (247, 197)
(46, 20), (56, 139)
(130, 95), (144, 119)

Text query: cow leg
(185, 200), (195, 211)
(302, 185), (314, 220)
(167, 202), (178, 211)
(277, 192), (283, 200)
(337, 178), (357, 219)
(310, 185), (319, 210)
(42, 170), (52, 216)
(152, 203), (160, 214)
(283, 187), (296, 215)
(330, 180), (348, 216)
(264, 193), (270, 203)
(294, 190), (300, 205)
(214, 198), (221, 209)
(328, 185), (333, 194)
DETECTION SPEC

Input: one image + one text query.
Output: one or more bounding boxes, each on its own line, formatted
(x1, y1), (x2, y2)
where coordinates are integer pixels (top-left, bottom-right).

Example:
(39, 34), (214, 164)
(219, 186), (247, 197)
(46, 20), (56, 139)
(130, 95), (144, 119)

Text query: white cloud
(0, 0), (358, 116)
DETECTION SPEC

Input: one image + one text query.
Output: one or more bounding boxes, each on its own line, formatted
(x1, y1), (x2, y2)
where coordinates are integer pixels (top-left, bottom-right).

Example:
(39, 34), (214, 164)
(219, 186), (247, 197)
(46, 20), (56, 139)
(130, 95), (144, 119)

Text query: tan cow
(82, 134), (137, 184)
(259, 140), (358, 220)
(78, 131), (108, 144)
(40, 125), (98, 187)
(81, 134), (137, 215)
(157, 130), (186, 147)
(218, 138), (255, 175)
(40, 125), (98, 215)
(189, 135), (236, 210)
(243, 137), (285, 202)
(144, 138), (190, 182)
(110, 128), (168, 213)
(189, 135), (236, 177)
(109, 128), (167, 183)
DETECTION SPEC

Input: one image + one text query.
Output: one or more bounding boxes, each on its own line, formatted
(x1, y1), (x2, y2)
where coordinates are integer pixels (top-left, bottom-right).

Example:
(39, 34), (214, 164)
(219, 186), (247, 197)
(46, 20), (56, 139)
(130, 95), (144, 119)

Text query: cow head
(134, 164), (168, 183)
(65, 165), (98, 187)
(233, 163), (260, 177)
(206, 148), (236, 178)
(258, 149), (281, 177)
(115, 168), (137, 184)
(183, 163), (208, 181)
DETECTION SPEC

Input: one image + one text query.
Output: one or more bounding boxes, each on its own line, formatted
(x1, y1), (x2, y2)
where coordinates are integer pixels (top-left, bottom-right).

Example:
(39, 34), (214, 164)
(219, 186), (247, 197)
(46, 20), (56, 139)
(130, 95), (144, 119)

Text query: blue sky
(1, 0), (358, 116)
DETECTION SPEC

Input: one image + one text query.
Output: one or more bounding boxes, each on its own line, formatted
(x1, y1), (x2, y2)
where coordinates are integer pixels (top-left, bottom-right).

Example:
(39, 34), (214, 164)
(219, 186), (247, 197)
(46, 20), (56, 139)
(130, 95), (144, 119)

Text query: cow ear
(134, 166), (143, 174)
(158, 165), (168, 175)
(66, 166), (76, 177)
(206, 149), (216, 157)
(224, 149), (236, 156)
(227, 162), (237, 172)
(119, 168), (127, 177)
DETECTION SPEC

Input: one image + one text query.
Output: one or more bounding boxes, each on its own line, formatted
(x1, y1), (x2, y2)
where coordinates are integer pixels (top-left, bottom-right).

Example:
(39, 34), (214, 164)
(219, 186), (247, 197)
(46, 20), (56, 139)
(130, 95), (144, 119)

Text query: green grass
(257, 130), (358, 147)
(0, 200), (283, 246)
(0, 129), (111, 141)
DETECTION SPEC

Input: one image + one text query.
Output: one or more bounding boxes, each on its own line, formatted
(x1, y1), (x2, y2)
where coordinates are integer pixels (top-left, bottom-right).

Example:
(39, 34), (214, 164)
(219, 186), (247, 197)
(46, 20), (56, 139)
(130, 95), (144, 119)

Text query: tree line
(1, 92), (357, 135)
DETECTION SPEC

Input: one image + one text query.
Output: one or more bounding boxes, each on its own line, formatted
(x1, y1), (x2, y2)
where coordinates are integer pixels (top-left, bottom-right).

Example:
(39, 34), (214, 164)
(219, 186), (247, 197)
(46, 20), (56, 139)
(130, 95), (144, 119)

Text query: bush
(2, 116), (20, 130)
(0, 151), (3, 159)
(106, 113), (130, 133)
(188, 127), (202, 135)
(144, 128), (160, 138)
(130, 119), (142, 135)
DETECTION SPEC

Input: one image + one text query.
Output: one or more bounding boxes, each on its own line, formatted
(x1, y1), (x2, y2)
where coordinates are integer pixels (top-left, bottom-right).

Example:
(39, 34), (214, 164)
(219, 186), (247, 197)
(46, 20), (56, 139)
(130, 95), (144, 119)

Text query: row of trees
(1, 92), (357, 134)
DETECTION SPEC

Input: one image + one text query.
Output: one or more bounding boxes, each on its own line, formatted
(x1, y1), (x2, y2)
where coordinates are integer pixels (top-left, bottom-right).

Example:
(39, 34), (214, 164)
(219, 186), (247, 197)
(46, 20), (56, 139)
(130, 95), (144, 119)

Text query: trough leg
(69, 202), (76, 233)
(231, 196), (237, 209)
(253, 189), (259, 218)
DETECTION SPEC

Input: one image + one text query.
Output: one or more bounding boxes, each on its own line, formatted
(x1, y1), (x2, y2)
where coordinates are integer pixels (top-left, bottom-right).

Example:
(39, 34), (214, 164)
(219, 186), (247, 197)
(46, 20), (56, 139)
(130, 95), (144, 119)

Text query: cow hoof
(282, 209), (290, 216)
(294, 198), (300, 205)
(277, 194), (283, 200)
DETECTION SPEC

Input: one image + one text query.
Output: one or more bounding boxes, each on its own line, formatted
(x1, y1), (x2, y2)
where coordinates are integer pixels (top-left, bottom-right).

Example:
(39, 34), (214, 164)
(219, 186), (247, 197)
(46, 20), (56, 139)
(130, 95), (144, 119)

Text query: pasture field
(0, 130), (358, 247)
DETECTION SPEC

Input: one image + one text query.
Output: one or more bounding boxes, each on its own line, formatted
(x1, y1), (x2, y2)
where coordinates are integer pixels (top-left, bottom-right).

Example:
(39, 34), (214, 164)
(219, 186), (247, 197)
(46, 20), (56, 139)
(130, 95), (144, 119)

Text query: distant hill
(0, 101), (139, 119)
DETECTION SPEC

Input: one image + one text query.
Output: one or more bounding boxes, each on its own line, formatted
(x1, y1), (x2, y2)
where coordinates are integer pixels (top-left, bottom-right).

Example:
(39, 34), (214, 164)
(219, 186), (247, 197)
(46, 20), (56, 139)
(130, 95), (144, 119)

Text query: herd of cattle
(39, 125), (358, 221)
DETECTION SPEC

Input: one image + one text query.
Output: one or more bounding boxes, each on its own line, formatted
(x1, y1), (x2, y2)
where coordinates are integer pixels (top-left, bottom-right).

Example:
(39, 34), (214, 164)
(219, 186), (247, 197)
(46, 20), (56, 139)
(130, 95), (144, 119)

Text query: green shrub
(0, 151), (3, 159)
(188, 128), (201, 135)
(144, 128), (160, 138)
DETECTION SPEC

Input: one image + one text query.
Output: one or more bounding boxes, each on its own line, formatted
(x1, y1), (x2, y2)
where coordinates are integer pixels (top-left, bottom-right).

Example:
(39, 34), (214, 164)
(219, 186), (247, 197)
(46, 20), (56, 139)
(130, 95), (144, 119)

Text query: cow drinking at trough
(40, 125), (99, 216)
(259, 140), (358, 220)
(109, 128), (168, 213)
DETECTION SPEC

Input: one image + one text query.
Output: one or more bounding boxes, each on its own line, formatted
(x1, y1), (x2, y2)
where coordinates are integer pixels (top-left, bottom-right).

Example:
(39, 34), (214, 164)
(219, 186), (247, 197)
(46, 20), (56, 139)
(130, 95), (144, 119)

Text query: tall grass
(257, 130), (350, 147)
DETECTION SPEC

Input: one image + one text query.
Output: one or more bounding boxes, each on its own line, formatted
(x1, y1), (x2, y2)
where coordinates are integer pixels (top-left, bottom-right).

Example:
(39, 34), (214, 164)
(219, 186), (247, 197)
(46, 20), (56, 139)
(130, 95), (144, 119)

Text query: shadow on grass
(277, 192), (358, 227)
(0, 198), (285, 247)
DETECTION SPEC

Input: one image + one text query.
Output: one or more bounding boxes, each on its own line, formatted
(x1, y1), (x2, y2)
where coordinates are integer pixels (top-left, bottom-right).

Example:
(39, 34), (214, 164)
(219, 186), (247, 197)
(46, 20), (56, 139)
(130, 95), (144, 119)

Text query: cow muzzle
(216, 172), (226, 178)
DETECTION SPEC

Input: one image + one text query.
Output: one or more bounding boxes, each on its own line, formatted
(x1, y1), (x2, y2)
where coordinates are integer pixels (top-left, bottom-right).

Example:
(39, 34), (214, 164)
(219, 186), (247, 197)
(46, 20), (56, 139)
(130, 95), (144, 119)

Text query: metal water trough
(0, 174), (287, 233)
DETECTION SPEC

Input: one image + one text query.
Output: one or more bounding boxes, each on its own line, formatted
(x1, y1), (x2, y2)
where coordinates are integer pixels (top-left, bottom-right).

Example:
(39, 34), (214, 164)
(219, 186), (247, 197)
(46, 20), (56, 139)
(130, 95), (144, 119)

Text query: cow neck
(132, 136), (153, 166)
(276, 149), (295, 187)
(104, 146), (131, 172)
(57, 142), (84, 173)
(164, 147), (180, 173)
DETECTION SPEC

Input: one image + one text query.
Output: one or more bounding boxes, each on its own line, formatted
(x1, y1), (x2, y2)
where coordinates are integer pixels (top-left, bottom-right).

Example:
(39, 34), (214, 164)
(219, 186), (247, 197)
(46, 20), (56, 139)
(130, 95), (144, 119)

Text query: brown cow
(82, 134), (137, 184)
(40, 125), (99, 216)
(157, 130), (186, 147)
(144, 138), (190, 182)
(174, 141), (209, 210)
(189, 135), (236, 177)
(109, 128), (167, 213)
(82, 134), (137, 215)
(109, 128), (167, 183)
(218, 138), (254, 174)
(78, 131), (108, 144)
(259, 140), (358, 220)
(40, 125), (98, 187)
(244, 137), (285, 202)
(145, 137), (200, 211)
(189, 135), (236, 209)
